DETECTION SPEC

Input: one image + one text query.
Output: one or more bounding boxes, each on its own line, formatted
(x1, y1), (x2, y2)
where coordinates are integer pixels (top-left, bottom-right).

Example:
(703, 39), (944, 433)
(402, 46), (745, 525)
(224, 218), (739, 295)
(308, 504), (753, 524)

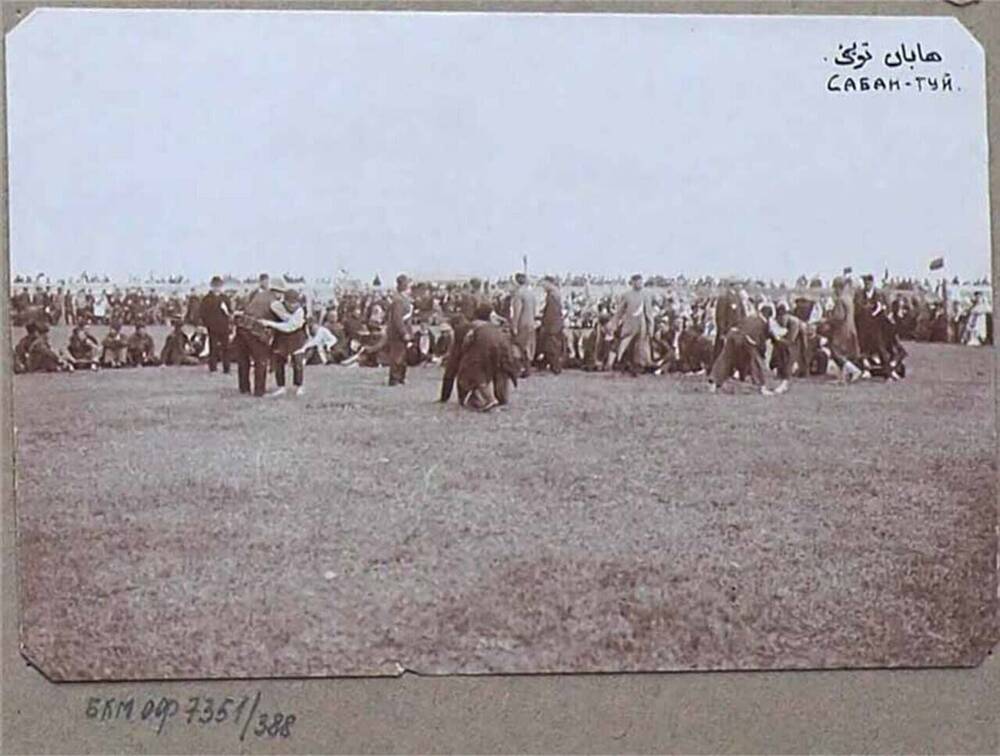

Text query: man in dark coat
(853, 273), (890, 369)
(455, 304), (519, 411)
(439, 313), (474, 403)
(383, 274), (414, 386)
(537, 276), (564, 374)
(713, 282), (743, 360)
(232, 273), (278, 396)
(460, 277), (491, 321)
(184, 289), (202, 326)
(199, 275), (232, 374)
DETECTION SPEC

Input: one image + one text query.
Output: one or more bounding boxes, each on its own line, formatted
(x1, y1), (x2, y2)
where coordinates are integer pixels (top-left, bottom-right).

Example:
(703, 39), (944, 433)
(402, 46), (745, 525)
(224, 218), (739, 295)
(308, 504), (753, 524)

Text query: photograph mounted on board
(5, 9), (996, 679)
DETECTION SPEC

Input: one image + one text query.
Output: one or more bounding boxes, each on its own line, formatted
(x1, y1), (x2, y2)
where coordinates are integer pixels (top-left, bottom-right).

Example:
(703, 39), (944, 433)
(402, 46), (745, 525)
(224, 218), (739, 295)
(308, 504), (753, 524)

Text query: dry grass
(11, 331), (998, 680)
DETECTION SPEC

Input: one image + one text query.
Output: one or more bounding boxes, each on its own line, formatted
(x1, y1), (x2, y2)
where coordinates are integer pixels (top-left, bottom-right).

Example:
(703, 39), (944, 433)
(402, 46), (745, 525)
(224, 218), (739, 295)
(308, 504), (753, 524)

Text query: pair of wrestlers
(233, 273), (309, 397)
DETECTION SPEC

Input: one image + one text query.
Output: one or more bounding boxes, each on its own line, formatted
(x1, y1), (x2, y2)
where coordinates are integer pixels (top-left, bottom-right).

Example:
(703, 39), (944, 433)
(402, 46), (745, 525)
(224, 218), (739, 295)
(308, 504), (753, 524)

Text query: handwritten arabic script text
(824, 41), (959, 94)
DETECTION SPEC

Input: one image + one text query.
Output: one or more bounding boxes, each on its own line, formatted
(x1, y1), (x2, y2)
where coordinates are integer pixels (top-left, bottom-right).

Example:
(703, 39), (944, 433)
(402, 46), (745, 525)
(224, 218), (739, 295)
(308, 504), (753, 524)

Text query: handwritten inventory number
(84, 691), (295, 740)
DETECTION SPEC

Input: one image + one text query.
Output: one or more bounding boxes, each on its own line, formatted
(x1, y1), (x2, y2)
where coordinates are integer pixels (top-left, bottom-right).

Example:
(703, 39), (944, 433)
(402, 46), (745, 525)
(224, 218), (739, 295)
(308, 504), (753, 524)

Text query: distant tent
(929, 256), (945, 271)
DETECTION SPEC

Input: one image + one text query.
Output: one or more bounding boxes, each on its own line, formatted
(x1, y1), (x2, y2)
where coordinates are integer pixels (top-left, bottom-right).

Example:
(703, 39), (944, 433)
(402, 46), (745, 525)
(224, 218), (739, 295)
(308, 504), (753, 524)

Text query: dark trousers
(713, 333), (727, 362)
(771, 342), (794, 380)
(538, 330), (563, 374)
(389, 360), (407, 386)
(234, 328), (271, 396)
(273, 352), (304, 387)
(710, 331), (766, 387)
(208, 329), (230, 373)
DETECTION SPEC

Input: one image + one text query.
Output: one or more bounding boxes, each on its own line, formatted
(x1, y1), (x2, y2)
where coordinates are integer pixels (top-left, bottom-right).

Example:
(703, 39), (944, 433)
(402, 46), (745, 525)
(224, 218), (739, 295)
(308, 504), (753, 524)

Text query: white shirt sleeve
(263, 304), (306, 333)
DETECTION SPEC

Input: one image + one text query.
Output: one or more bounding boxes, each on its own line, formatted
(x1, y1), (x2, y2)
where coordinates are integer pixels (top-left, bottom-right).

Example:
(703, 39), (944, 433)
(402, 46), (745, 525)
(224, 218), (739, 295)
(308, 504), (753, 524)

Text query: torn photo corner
(5, 9), (996, 680)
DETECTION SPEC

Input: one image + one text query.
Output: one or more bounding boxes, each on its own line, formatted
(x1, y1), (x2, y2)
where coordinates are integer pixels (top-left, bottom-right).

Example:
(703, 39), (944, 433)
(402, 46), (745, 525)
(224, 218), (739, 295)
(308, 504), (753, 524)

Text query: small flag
(842, 266), (853, 275)
(929, 257), (945, 271)
(522, 254), (528, 274)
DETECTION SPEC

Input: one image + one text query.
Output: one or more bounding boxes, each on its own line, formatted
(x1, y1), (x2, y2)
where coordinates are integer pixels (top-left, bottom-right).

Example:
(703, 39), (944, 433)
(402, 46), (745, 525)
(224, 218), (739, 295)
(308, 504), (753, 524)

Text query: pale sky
(6, 10), (992, 283)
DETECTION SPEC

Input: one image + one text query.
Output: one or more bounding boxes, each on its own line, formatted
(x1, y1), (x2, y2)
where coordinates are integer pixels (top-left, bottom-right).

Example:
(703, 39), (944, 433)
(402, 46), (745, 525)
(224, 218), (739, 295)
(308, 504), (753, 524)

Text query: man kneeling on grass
(708, 304), (787, 396)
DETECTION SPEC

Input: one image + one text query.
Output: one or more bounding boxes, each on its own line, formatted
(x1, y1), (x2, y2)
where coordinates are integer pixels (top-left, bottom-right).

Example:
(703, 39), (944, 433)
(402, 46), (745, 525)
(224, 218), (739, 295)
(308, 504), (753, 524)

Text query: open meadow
(11, 331), (998, 679)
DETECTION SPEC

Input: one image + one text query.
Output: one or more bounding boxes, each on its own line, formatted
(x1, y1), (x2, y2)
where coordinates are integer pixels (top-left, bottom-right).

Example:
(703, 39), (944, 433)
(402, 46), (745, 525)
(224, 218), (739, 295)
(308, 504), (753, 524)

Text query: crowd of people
(9, 269), (993, 410)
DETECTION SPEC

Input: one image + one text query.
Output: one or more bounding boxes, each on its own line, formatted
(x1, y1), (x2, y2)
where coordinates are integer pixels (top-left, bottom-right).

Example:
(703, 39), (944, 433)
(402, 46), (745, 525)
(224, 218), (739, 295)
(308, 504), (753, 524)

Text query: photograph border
(1, 0), (997, 752)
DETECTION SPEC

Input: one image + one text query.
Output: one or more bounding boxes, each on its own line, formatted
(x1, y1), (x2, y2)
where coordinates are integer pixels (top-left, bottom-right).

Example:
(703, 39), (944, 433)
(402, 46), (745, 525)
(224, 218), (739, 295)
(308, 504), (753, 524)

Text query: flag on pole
(929, 256), (945, 271)
(842, 266), (853, 275)
(522, 254), (528, 274)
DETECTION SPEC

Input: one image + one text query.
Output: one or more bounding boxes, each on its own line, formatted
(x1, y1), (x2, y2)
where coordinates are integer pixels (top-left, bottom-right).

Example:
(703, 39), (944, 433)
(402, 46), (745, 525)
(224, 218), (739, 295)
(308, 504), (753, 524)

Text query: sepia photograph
(5, 8), (996, 681)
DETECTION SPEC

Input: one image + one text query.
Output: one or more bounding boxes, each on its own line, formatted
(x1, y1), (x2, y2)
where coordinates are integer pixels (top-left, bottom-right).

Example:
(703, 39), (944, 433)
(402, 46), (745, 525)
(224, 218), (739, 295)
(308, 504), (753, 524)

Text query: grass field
(12, 328), (998, 680)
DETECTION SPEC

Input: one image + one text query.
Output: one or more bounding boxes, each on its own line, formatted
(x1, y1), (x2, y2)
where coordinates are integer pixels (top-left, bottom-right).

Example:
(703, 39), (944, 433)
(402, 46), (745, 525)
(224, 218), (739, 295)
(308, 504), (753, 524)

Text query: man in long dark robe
(854, 273), (890, 369)
(537, 276), (564, 374)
